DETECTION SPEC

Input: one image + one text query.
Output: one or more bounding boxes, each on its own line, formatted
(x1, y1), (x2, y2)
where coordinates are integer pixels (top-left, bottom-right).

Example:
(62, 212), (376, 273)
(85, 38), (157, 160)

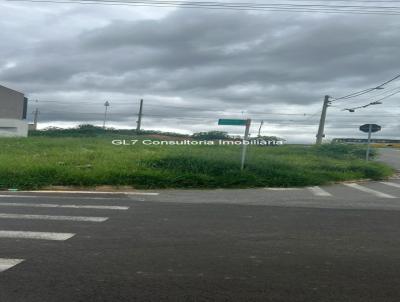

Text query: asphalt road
(0, 177), (399, 302)
(0, 149), (399, 302)
(378, 148), (400, 170)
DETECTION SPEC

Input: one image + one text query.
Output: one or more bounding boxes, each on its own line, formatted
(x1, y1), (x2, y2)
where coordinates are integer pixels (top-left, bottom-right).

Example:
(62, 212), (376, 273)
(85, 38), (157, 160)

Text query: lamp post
(103, 101), (110, 129)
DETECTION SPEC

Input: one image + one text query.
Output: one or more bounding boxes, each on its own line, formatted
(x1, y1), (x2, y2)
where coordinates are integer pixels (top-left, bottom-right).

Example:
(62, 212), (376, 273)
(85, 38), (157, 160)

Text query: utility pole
(240, 119), (251, 171)
(32, 108), (39, 130)
(316, 95), (331, 144)
(258, 120), (264, 137)
(136, 99), (143, 132)
(103, 101), (110, 129)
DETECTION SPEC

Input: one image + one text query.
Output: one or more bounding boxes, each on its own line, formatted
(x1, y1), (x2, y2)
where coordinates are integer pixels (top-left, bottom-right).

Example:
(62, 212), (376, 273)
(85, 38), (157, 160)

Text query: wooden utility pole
(241, 119), (251, 170)
(258, 120), (264, 137)
(136, 99), (143, 132)
(316, 95), (330, 144)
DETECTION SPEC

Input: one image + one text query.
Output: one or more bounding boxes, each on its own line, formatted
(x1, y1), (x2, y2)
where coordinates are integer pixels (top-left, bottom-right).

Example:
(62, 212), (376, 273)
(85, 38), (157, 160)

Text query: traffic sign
(359, 124), (381, 133)
(218, 119), (248, 126)
(359, 124), (382, 161)
(218, 118), (252, 170)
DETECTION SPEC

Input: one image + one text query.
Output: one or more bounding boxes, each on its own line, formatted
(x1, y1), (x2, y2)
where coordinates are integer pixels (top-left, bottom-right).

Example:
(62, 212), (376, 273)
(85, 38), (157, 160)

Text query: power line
(36, 109), (400, 123)
(6, 0), (400, 15)
(333, 73), (400, 102)
(341, 87), (400, 112)
(28, 99), (332, 117)
(37, 0), (400, 11)
(374, 89), (400, 102)
(358, 85), (400, 101)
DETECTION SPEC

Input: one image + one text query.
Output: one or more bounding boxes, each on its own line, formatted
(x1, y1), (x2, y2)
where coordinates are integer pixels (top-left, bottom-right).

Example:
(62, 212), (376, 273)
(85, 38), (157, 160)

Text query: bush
(192, 131), (231, 140)
(0, 138), (393, 189)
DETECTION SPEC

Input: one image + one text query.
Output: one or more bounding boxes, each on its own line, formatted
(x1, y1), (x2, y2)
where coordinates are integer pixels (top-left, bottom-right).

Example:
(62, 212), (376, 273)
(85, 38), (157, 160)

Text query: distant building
(0, 84), (28, 137)
(332, 138), (400, 144)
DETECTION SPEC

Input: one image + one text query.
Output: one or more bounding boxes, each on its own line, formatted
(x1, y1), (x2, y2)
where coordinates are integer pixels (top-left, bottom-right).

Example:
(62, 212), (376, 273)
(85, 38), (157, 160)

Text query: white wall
(0, 119), (28, 137)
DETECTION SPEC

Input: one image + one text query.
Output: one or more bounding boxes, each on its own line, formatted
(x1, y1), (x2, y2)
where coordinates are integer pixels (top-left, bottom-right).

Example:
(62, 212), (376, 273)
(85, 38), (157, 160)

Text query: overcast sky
(0, 1), (399, 143)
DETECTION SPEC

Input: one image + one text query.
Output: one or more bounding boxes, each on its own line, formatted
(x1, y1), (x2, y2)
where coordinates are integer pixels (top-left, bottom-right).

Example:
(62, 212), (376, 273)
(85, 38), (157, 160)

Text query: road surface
(0, 149), (399, 301)
(1, 175), (400, 301)
(378, 148), (400, 170)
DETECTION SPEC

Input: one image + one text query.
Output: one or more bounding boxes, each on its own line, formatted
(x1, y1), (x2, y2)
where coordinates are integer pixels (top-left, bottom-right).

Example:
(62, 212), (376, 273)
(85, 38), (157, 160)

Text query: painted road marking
(0, 195), (39, 199)
(0, 259), (24, 272)
(0, 195), (124, 200)
(0, 231), (75, 241)
(21, 190), (159, 196)
(344, 183), (397, 198)
(0, 213), (108, 222)
(307, 186), (332, 197)
(0, 202), (129, 210)
(125, 192), (159, 196)
(380, 182), (400, 189)
(265, 188), (302, 191)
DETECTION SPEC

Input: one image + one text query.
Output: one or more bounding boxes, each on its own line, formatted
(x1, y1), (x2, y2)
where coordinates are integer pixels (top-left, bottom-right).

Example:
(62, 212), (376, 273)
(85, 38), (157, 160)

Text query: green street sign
(218, 119), (247, 126)
(218, 118), (252, 170)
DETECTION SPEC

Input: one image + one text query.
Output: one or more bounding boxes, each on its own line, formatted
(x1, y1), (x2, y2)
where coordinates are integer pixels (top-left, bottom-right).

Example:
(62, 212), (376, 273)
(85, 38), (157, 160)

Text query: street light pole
(103, 101), (110, 129)
(136, 99), (143, 132)
(32, 107), (39, 130)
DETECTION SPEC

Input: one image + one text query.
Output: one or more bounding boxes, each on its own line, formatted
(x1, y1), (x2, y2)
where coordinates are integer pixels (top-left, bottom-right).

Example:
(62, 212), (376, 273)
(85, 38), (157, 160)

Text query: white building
(0, 85), (28, 137)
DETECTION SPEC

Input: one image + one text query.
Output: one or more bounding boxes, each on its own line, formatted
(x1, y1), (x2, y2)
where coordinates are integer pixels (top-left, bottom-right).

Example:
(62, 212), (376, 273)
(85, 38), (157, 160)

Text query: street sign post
(359, 124), (381, 133)
(218, 119), (251, 170)
(359, 124), (381, 161)
(218, 119), (248, 126)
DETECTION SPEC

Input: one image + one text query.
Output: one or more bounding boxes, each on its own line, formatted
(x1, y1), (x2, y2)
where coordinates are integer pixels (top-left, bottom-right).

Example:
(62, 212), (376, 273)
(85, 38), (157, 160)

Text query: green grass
(0, 137), (393, 190)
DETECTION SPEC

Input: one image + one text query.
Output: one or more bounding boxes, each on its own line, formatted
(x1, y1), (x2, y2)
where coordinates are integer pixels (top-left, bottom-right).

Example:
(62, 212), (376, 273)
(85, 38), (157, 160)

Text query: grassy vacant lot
(0, 137), (393, 190)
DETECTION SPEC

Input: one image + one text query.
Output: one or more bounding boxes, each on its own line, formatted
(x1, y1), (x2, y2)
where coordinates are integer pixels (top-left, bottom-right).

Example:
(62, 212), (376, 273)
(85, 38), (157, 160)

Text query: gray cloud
(0, 4), (399, 142)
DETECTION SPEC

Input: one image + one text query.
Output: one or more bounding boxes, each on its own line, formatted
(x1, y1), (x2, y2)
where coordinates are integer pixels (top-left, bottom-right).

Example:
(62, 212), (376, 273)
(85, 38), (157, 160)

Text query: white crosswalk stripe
(22, 190), (159, 196)
(0, 197), (129, 273)
(0, 231), (75, 241)
(0, 202), (129, 210)
(390, 173), (400, 179)
(307, 186), (332, 197)
(0, 213), (108, 222)
(380, 182), (400, 189)
(344, 183), (397, 198)
(265, 188), (301, 191)
(0, 258), (24, 272)
(0, 194), (125, 200)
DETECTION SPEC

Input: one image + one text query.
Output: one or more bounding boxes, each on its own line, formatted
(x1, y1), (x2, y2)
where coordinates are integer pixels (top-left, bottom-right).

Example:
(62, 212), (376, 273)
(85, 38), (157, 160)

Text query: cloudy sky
(0, 0), (399, 143)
